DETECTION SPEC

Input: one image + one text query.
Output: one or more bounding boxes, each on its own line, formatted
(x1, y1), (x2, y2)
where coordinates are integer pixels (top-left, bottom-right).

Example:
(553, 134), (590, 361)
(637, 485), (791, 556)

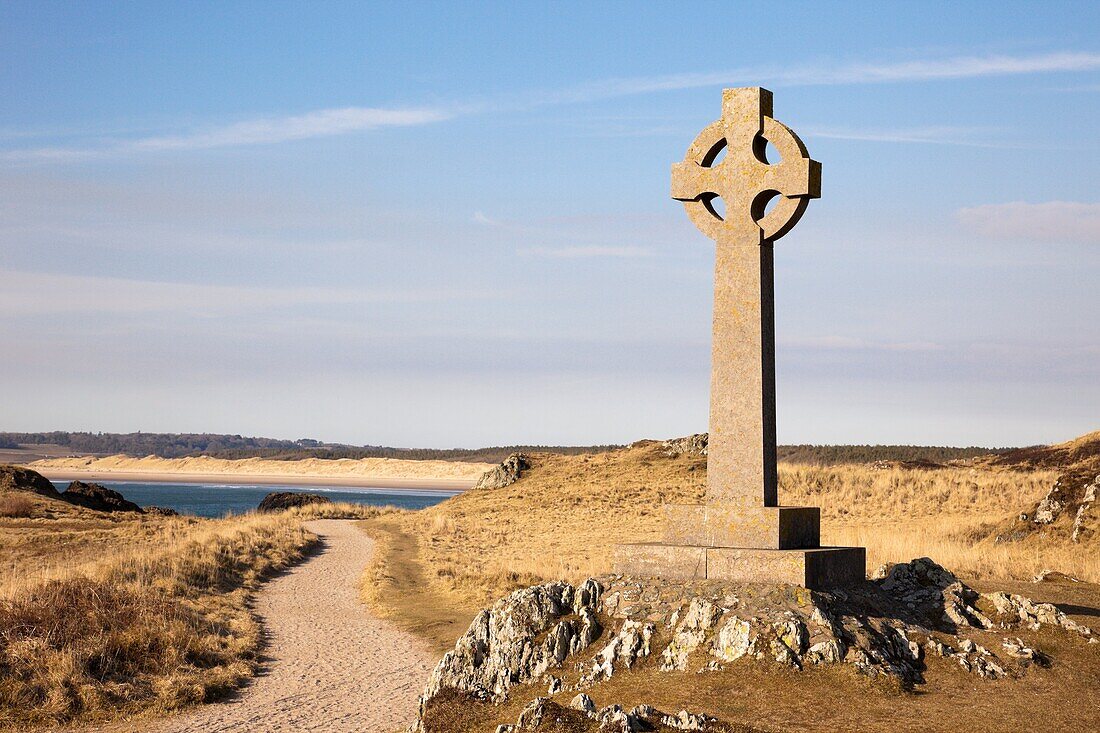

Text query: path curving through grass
(125, 519), (435, 733)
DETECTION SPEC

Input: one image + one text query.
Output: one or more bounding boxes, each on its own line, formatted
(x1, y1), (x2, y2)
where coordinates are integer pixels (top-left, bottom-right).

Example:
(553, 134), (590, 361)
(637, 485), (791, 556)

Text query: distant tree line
(0, 431), (622, 463)
(0, 431), (323, 459)
(1, 431), (1013, 465)
(199, 445), (623, 462)
(776, 444), (1010, 466)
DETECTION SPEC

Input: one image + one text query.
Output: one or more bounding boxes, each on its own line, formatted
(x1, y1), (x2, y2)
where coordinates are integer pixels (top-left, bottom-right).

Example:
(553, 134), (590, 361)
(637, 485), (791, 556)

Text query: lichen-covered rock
(983, 591), (1092, 637)
(472, 454), (530, 490)
(570, 693), (596, 714)
(588, 619), (653, 681)
(661, 434), (708, 457)
(712, 616), (757, 662)
(421, 579), (602, 706)
(415, 559), (1093, 731)
(660, 599), (722, 671)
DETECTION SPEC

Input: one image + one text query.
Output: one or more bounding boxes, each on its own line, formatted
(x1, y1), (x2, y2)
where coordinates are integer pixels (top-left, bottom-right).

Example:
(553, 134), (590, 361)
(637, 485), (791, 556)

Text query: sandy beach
(28, 454), (493, 490)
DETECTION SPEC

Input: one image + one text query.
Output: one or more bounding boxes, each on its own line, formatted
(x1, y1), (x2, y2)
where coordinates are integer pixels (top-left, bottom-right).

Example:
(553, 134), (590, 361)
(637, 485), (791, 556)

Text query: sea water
(49, 480), (456, 518)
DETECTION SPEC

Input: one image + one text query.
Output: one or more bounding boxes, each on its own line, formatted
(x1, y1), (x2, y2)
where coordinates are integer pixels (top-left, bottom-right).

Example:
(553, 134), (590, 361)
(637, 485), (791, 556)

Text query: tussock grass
(284, 500), (398, 520)
(368, 443), (1095, 644)
(0, 495), (34, 519)
(0, 512), (315, 729)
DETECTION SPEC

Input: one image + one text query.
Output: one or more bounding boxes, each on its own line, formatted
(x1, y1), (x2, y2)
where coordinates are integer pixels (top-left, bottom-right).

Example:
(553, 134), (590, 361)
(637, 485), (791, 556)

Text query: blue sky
(1, 2), (1098, 448)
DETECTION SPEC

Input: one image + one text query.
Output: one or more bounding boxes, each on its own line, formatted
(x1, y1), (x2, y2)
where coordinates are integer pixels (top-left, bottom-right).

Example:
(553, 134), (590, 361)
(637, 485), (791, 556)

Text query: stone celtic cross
(615, 87), (863, 588)
(671, 86), (819, 510)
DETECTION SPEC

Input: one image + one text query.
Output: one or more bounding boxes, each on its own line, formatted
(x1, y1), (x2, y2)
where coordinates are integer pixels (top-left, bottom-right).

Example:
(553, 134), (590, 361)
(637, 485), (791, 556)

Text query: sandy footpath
(29, 454), (492, 490)
(98, 520), (438, 733)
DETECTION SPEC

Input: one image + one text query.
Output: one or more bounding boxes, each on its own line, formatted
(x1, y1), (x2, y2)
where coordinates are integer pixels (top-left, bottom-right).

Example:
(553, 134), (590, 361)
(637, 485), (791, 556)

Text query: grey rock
(661, 434), (708, 457)
(660, 598), (722, 671)
(590, 619), (653, 680)
(472, 454), (530, 490)
(1072, 477), (1097, 542)
(806, 639), (844, 664)
(421, 580), (602, 704)
(516, 697), (550, 729)
(712, 616), (756, 662)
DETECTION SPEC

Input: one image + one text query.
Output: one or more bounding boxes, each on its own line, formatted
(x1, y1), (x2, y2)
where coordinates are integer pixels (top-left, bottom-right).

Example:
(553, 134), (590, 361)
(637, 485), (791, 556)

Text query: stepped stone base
(612, 543), (865, 590)
(663, 504), (819, 549)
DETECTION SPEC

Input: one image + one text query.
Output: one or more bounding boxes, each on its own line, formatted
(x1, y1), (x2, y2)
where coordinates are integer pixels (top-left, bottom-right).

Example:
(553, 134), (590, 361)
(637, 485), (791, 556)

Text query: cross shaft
(670, 87), (820, 509)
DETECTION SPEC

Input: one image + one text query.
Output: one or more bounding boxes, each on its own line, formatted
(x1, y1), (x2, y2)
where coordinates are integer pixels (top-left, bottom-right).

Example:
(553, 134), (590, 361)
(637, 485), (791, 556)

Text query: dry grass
(0, 510), (316, 729)
(0, 495), (34, 519)
(387, 443), (1100, 733)
(365, 443), (1097, 651)
(779, 463), (1100, 582)
(283, 500), (399, 521)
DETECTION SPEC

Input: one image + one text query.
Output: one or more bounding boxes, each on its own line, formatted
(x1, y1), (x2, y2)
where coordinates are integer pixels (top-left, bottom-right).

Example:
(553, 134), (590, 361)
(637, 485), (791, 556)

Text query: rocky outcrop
(661, 434), (708, 457)
(415, 559), (1095, 730)
(472, 454), (530, 491)
(496, 697), (727, 732)
(144, 505), (180, 516)
(1027, 468), (1099, 542)
(0, 465), (62, 499)
(420, 580), (601, 705)
(61, 481), (143, 513)
(256, 491), (332, 513)
(1072, 476), (1097, 542)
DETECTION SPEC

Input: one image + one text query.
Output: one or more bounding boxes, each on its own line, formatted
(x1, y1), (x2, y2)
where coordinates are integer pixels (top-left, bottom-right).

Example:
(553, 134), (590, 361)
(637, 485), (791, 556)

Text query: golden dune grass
(367, 444), (1094, 632)
(0, 501), (392, 729)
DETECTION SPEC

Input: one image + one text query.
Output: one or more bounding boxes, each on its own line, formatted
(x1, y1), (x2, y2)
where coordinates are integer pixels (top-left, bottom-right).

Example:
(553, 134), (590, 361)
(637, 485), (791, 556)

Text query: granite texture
(614, 544), (865, 590)
(671, 87), (819, 507)
(663, 504), (820, 549)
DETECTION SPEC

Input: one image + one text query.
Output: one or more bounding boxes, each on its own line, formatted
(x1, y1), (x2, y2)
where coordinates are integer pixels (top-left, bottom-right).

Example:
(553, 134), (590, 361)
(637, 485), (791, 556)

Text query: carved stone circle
(671, 87), (820, 243)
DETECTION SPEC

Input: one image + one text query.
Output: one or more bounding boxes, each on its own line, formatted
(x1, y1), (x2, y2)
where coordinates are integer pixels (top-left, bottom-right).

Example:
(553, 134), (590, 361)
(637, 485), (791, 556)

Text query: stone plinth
(613, 543), (865, 590)
(663, 504), (819, 549)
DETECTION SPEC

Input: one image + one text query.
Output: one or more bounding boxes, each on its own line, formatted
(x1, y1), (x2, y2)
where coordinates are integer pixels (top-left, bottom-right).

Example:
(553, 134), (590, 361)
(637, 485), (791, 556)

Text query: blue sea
(49, 480), (457, 518)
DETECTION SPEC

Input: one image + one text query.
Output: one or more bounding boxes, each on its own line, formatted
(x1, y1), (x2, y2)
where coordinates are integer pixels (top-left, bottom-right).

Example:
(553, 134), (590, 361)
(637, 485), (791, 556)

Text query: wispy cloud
(0, 269), (486, 316)
(522, 246), (655, 259)
(472, 211), (501, 226)
(524, 51), (1100, 105)
(5, 50), (1099, 163)
(956, 201), (1100, 244)
(806, 125), (1011, 148)
(2, 106), (450, 162)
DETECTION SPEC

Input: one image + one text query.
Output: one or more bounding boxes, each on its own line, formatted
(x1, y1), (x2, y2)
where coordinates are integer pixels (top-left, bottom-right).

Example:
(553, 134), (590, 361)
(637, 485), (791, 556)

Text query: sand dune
(29, 454), (493, 489)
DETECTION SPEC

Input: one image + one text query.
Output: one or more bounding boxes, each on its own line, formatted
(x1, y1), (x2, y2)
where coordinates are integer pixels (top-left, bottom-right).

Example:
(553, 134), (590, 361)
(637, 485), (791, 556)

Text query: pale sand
(92, 520), (437, 733)
(29, 454), (493, 490)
